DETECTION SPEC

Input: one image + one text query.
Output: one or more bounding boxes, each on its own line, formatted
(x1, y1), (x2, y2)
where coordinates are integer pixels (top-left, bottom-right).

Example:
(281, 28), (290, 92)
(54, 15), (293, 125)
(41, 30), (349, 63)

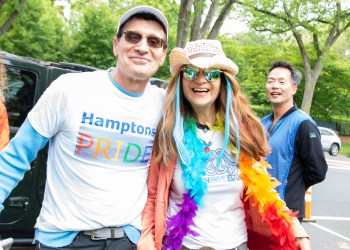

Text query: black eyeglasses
(122, 31), (166, 49)
(182, 66), (221, 82)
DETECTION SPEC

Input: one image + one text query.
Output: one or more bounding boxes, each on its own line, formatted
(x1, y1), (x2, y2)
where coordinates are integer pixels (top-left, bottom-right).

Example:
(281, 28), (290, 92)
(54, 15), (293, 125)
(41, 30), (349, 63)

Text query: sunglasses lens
(182, 66), (221, 82)
(146, 37), (163, 48)
(123, 31), (164, 48)
(124, 31), (142, 43)
(204, 68), (221, 82)
(183, 66), (199, 80)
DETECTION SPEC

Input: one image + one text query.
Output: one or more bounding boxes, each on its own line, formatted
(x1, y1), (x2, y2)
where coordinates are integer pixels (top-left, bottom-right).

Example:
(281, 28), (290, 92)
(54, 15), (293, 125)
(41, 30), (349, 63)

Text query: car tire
(329, 143), (339, 156)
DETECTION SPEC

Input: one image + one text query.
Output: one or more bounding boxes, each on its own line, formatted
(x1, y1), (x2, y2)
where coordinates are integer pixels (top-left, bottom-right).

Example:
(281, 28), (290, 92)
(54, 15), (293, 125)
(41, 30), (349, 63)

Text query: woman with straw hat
(138, 40), (310, 250)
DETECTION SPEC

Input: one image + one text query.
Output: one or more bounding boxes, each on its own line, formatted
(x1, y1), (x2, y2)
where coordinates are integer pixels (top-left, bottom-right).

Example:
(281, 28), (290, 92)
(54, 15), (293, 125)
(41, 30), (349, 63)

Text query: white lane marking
(329, 166), (350, 171)
(311, 216), (350, 221)
(310, 222), (350, 242)
(327, 159), (350, 168)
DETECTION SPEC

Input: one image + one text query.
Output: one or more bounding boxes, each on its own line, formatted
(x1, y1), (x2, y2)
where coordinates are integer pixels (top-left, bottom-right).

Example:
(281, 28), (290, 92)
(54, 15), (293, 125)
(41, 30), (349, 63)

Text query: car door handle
(8, 196), (29, 210)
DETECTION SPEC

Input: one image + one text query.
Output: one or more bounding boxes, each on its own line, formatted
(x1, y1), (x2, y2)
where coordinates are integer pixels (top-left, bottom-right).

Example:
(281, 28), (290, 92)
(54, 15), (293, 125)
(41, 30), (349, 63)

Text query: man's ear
(292, 84), (298, 95)
(113, 37), (119, 57)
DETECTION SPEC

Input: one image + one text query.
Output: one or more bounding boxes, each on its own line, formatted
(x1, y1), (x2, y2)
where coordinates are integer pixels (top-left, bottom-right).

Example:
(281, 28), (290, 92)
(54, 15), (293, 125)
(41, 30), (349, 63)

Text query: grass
(340, 142), (350, 157)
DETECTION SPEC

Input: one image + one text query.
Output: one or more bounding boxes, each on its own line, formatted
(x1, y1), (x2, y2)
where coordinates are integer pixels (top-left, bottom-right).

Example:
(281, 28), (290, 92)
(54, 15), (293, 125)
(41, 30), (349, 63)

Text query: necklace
(196, 123), (210, 132)
(197, 127), (216, 153)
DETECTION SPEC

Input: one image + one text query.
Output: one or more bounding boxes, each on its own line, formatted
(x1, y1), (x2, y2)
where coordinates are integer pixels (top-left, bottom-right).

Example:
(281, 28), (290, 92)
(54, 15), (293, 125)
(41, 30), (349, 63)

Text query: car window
(4, 66), (36, 129)
(320, 129), (333, 136)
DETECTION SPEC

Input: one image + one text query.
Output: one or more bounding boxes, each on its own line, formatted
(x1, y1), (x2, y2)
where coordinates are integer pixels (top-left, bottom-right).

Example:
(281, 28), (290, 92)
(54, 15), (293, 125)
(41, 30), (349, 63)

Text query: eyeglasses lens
(183, 66), (221, 82)
(183, 66), (199, 80)
(123, 31), (164, 48)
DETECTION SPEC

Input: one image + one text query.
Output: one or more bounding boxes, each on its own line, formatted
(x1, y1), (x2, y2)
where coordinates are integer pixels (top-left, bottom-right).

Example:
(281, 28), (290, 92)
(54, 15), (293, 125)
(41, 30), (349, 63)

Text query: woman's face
(181, 65), (221, 112)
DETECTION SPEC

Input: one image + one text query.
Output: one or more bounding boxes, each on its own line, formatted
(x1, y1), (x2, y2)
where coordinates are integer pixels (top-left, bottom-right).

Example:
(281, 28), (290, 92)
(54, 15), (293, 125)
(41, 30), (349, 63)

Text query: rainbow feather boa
(163, 116), (298, 250)
(163, 117), (211, 250)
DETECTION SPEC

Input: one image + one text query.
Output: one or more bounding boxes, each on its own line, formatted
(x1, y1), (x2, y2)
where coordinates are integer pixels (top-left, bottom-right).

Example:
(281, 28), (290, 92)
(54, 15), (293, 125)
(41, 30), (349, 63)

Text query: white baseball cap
(116, 6), (168, 40)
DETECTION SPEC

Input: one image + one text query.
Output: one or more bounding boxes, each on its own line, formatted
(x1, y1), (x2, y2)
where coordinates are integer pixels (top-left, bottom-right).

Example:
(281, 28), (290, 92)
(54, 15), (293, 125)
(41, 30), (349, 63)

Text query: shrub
(338, 122), (350, 136)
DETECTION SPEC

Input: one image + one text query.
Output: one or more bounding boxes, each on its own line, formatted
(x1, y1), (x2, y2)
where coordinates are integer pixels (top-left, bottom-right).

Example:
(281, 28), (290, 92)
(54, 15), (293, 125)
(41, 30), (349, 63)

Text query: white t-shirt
(168, 128), (247, 249)
(28, 70), (165, 232)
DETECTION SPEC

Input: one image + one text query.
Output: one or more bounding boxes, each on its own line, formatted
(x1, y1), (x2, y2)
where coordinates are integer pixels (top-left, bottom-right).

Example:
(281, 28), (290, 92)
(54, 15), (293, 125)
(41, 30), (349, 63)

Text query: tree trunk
(199, 0), (220, 39)
(190, 0), (205, 41)
(207, 0), (236, 39)
(237, 1), (350, 114)
(176, 0), (195, 47)
(0, 0), (9, 10)
(301, 66), (323, 114)
(0, 0), (27, 36)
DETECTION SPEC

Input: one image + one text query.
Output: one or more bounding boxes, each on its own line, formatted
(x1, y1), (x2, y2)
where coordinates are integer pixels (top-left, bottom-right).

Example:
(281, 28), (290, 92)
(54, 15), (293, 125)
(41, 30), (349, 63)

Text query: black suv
(0, 52), (100, 248)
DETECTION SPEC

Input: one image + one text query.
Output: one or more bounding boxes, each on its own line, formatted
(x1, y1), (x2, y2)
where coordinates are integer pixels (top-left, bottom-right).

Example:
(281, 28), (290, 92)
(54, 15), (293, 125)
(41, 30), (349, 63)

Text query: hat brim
(170, 48), (239, 75)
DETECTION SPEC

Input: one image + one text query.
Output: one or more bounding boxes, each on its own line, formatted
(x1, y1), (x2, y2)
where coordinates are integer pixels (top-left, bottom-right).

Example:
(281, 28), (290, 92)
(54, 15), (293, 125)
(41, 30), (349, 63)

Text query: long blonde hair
(153, 68), (270, 166)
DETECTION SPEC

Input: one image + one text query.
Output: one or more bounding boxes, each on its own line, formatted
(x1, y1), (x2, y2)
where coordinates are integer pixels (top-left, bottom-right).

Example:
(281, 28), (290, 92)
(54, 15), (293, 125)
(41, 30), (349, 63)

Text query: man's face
(113, 18), (167, 82)
(265, 67), (297, 106)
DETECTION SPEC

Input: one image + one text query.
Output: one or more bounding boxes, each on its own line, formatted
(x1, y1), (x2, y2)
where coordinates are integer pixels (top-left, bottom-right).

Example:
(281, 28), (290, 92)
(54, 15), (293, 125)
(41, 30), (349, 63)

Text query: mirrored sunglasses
(122, 31), (166, 49)
(182, 66), (221, 82)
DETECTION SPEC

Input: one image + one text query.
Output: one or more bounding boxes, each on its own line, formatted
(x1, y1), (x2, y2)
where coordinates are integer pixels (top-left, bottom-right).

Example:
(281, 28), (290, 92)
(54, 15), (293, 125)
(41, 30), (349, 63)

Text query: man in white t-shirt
(0, 5), (168, 250)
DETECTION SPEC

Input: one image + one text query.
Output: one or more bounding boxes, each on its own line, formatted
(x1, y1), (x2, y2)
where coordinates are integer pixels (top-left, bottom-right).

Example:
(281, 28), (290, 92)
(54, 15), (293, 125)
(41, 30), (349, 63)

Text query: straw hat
(169, 40), (239, 76)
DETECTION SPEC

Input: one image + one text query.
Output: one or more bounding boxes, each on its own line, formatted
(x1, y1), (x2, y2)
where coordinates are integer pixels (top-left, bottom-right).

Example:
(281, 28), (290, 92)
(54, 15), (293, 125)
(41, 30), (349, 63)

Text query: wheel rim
(330, 144), (339, 155)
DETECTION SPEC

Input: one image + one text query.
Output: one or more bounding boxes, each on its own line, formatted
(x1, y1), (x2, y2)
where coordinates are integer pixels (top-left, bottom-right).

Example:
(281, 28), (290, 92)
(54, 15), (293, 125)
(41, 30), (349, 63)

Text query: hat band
(189, 53), (217, 60)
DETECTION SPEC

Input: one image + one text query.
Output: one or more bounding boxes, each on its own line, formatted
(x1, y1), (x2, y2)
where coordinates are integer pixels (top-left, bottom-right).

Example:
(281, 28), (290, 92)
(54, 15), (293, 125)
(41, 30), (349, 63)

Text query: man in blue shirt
(261, 60), (328, 223)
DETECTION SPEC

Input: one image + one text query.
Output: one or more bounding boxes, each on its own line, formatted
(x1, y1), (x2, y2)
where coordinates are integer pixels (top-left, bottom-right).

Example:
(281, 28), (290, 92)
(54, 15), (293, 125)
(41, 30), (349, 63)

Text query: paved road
(303, 154), (350, 249)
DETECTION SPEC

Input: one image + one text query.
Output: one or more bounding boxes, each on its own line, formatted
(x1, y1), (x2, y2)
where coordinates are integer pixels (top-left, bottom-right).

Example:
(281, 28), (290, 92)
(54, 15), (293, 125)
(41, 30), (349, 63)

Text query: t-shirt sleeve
(27, 74), (69, 138)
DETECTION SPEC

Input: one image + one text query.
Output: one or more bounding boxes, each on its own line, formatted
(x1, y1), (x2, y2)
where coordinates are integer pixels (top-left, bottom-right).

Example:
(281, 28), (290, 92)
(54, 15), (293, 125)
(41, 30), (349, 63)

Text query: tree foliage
(0, 0), (27, 36)
(67, 1), (118, 68)
(0, 0), (349, 121)
(0, 0), (68, 61)
(220, 31), (350, 119)
(236, 0), (350, 114)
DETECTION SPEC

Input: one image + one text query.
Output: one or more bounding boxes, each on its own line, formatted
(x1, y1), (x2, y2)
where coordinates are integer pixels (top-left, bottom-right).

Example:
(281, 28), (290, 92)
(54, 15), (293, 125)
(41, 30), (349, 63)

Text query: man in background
(261, 60), (328, 223)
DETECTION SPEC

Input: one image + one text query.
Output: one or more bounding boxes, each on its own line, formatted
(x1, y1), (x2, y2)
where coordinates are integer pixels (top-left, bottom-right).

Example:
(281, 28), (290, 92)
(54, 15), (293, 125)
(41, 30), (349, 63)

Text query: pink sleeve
(137, 152), (160, 250)
(0, 102), (9, 150)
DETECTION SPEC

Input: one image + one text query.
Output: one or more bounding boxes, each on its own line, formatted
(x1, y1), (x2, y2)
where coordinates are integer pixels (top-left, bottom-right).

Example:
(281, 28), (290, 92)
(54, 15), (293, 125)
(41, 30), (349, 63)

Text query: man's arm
(0, 119), (48, 212)
(295, 120), (328, 189)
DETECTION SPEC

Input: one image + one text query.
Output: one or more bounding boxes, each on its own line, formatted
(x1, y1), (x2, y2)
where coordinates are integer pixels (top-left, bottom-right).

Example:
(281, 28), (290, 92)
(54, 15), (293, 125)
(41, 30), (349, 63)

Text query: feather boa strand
(163, 117), (211, 250)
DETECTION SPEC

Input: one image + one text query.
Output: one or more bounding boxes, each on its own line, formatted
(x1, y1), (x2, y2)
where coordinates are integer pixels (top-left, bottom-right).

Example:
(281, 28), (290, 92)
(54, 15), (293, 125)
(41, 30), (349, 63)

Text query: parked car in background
(318, 126), (342, 156)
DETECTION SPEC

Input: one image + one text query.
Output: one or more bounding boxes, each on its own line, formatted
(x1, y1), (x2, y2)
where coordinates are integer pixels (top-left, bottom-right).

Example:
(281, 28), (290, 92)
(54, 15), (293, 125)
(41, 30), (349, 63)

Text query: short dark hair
(116, 13), (167, 45)
(268, 60), (302, 85)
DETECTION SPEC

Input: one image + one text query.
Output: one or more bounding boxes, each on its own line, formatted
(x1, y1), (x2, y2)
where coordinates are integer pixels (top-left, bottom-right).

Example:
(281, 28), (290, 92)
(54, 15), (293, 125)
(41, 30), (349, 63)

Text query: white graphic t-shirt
(168, 129), (247, 249)
(28, 70), (165, 232)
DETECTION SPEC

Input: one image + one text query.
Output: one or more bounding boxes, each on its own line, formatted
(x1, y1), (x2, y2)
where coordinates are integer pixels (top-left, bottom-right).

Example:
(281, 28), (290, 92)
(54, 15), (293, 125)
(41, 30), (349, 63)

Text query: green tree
(0, 0), (27, 36)
(220, 31), (350, 120)
(67, 1), (118, 68)
(311, 58), (350, 119)
(176, 0), (237, 47)
(0, 0), (68, 61)
(236, 0), (350, 114)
